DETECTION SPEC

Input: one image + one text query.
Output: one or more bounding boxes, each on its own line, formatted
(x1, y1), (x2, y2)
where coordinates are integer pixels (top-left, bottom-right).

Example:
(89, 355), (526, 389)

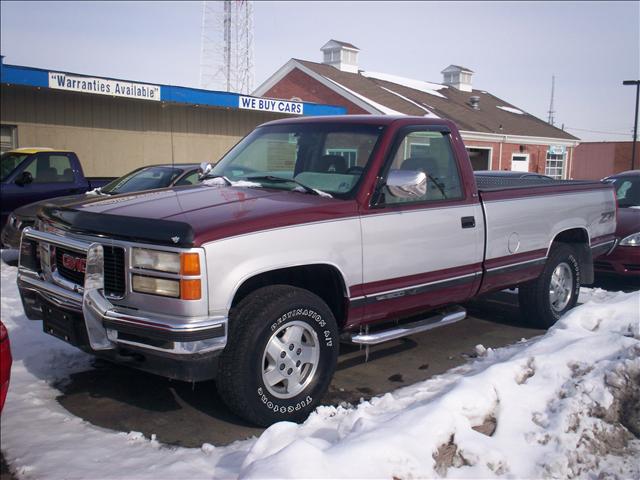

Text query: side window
(174, 171), (200, 186)
(384, 130), (463, 205)
(24, 154), (74, 183)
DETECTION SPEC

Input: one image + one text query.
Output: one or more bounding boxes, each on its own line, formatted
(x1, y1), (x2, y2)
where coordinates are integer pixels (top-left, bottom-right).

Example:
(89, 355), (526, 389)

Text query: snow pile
(1, 260), (639, 479)
(362, 71), (447, 99)
(497, 105), (525, 115)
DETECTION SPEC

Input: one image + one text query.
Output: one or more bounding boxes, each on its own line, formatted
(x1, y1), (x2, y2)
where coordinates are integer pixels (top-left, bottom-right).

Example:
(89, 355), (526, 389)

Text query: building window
(324, 50), (340, 63)
(466, 147), (492, 170)
(408, 143), (430, 158)
(326, 148), (358, 167)
(545, 151), (565, 179)
(0, 125), (17, 153)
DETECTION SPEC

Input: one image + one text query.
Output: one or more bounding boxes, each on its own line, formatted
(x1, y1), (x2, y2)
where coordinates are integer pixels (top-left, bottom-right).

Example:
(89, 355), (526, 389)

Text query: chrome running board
(350, 306), (467, 345)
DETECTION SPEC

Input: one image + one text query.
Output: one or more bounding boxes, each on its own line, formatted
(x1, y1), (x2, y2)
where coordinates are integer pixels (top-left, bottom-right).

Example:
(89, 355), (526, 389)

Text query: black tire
(518, 243), (581, 328)
(216, 285), (339, 426)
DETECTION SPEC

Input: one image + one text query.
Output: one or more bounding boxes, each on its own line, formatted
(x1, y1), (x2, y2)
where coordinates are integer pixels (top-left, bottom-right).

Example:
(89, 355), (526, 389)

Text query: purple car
(1, 163), (200, 249)
(594, 170), (640, 277)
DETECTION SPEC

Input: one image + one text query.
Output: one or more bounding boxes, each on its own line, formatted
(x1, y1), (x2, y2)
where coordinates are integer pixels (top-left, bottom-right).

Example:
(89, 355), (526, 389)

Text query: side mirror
(15, 171), (33, 186)
(385, 170), (427, 199)
(199, 162), (213, 179)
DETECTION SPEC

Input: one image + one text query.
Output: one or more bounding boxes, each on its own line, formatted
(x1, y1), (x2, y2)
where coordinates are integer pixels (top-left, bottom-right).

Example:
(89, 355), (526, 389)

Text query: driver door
(359, 127), (484, 323)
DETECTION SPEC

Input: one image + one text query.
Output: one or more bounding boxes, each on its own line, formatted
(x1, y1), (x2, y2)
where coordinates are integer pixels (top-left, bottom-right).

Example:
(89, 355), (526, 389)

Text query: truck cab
(1, 148), (98, 228)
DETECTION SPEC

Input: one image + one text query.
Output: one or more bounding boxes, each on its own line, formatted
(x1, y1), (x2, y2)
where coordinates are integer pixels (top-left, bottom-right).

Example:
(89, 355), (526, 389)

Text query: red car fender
(0, 320), (12, 414)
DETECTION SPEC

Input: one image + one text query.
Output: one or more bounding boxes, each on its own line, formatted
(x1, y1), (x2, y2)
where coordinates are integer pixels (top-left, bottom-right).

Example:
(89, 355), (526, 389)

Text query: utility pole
(623, 80), (639, 170)
(547, 75), (555, 126)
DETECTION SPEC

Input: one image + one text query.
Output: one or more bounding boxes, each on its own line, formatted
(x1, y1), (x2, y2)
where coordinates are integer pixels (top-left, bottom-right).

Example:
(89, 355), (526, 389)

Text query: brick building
(570, 142), (636, 180)
(254, 40), (580, 179)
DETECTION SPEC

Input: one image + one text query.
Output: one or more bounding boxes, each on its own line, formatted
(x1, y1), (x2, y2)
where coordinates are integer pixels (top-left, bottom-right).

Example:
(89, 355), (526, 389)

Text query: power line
(564, 126), (633, 136)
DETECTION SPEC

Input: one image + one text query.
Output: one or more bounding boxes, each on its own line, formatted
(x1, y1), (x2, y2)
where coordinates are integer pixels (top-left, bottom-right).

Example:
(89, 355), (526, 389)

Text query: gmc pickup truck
(16, 116), (616, 426)
(0, 148), (114, 230)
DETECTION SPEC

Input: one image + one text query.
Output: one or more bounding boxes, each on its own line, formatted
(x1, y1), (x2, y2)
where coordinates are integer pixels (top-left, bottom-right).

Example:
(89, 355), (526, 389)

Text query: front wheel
(216, 285), (339, 426)
(518, 244), (581, 328)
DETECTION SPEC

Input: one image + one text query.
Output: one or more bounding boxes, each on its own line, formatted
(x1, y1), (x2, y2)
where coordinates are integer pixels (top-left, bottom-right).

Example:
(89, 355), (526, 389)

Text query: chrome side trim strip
(485, 257), (547, 273)
(350, 272), (480, 307)
(369, 272), (480, 298)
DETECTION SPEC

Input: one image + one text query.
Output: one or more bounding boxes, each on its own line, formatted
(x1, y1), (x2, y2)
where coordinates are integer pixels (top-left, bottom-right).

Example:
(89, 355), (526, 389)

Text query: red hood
(55, 184), (357, 245)
(616, 207), (640, 239)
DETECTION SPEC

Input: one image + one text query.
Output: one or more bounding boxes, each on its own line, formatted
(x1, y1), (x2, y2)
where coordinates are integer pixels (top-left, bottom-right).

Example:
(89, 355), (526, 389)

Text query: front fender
(202, 218), (362, 316)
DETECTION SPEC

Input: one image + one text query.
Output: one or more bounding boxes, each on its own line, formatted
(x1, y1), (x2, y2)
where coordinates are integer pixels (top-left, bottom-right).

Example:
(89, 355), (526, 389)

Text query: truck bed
(474, 175), (603, 191)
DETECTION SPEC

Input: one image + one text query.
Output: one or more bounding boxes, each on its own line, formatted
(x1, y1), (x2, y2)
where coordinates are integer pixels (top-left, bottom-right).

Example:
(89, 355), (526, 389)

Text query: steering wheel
(346, 166), (364, 175)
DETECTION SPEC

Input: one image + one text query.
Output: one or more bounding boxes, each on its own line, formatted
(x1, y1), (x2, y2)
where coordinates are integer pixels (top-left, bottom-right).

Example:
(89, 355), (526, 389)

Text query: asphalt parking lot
(51, 290), (544, 447)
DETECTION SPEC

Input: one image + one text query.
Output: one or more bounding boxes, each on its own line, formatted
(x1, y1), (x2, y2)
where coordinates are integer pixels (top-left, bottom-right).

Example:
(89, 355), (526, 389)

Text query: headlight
(131, 249), (202, 300)
(619, 232), (640, 247)
(132, 275), (180, 298)
(132, 248), (180, 273)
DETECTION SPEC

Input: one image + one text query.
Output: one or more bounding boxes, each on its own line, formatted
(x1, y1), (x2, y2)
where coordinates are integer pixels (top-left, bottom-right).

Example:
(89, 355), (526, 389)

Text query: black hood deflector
(40, 206), (195, 248)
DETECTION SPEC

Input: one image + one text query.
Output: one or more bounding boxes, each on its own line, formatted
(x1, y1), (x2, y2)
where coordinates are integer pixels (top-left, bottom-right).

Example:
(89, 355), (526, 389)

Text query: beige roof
(295, 59), (578, 140)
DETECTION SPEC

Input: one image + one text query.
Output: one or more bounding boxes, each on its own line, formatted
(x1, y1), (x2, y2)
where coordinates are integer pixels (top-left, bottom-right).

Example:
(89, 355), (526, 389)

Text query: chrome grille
(55, 245), (126, 297)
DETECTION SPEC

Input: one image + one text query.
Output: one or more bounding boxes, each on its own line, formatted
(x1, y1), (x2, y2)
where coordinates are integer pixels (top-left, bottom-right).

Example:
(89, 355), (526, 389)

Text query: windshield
(1, 152), (31, 181)
(210, 123), (385, 197)
(101, 166), (185, 194)
(609, 175), (640, 208)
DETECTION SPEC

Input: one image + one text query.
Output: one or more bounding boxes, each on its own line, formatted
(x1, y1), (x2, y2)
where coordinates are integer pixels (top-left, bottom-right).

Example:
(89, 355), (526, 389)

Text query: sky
(1, 1), (638, 142)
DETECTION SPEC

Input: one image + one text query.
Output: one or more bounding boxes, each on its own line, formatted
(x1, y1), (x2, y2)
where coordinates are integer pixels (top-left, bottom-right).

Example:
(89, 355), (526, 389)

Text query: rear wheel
(518, 244), (581, 328)
(216, 285), (338, 426)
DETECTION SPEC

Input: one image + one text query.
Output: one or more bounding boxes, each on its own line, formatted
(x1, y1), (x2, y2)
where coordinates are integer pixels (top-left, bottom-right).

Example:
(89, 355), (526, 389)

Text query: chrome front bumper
(17, 228), (227, 357)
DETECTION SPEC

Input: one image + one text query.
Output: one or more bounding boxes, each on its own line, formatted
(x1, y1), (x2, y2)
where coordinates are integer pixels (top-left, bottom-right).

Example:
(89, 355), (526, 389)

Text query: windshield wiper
(246, 175), (331, 197)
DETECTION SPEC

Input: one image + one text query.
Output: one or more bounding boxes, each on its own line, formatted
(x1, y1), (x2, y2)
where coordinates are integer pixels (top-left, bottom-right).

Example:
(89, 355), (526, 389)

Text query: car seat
(313, 155), (347, 174)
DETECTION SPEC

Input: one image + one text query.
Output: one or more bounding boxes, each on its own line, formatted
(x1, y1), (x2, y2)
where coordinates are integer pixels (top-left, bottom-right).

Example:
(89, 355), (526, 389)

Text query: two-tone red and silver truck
(17, 116), (616, 426)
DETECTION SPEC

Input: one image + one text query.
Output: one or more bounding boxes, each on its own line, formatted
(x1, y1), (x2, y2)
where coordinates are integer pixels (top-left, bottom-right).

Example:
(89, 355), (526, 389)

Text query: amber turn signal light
(180, 279), (201, 300)
(180, 253), (200, 276)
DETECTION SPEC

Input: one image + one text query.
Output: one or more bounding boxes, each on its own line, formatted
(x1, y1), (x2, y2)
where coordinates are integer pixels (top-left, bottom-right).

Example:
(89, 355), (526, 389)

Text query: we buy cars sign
(239, 96), (304, 115)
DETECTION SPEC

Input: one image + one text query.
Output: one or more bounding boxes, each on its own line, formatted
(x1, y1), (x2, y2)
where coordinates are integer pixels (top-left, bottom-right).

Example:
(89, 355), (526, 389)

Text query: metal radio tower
(547, 75), (556, 126)
(199, 0), (254, 93)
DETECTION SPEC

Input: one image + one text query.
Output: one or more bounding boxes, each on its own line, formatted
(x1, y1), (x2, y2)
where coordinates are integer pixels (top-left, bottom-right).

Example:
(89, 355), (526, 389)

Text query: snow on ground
(496, 106), (525, 115)
(361, 71), (447, 99)
(1, 260), (639, 479)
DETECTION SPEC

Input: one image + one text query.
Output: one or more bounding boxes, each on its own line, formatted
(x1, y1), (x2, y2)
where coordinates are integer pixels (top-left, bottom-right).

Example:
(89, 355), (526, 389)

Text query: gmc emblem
(62, 254), (86, 274)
